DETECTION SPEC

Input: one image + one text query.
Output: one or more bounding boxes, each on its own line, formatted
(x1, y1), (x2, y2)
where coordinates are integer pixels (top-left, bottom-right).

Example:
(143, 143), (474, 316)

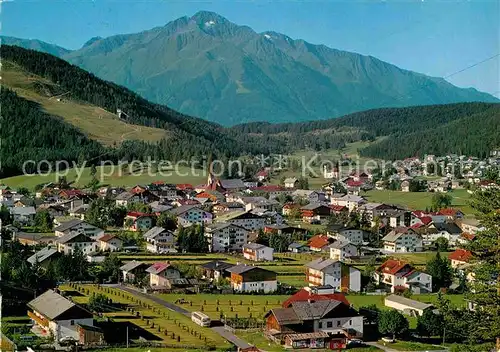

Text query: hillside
(229, 102), (500, 158)
(5, 11), (496, 125)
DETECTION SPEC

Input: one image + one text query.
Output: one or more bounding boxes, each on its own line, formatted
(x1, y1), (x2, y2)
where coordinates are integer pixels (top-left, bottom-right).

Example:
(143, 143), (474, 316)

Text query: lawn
(362, 189), (474, 215)
(387, 252), (451, 266)
(60, 284), (230, 349)
(1, 165), (207, 190)
(158, 293), (288, 320)
(381, 340), (444, 351)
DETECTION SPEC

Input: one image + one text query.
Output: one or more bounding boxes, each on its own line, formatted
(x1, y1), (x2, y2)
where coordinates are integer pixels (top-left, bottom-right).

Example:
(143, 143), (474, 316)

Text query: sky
(2, 0), (499, 95)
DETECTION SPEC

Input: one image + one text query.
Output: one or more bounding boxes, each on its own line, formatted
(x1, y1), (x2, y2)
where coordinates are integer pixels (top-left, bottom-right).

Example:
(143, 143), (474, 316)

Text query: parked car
(347, 339), (364, 347)
(381, 337), (395, 343)
(59, 336), (77, 346)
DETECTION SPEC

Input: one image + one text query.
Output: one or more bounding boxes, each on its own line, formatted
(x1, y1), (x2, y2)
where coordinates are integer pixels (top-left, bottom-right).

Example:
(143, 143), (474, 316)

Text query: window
(327, 321), (332, 328)
(318, 322), (322, 328)
(70, 320), (75, 325)
(337, 321), (341, 327)
(349, 320), (352, 325)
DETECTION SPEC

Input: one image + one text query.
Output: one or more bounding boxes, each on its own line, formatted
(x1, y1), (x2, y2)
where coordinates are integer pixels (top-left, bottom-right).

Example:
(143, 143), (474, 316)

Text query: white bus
(191, 311), (211, 327)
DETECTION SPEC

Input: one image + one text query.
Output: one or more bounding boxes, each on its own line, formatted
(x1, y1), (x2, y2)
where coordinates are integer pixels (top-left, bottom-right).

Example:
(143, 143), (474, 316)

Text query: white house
(384, 294), (435, 316)
(215, 211), (265, 231)
(54, 219), (104, 240)
(168, 205), (213, 227)
(97, 234), (123, 252)
(56, 233), (97, 255)
(421, 222), (463, 246)
(329, 241), (357, 261)
(243, 243), (274, 261)
(331, 195), (366, 212)
(373, 259), (432, 293)
(143, 227), (176, 253)
(284, 178), (299, 188)
(205, 222), (248, 253)
(10, 206), (36, 226)
(227, 265), (277, 293)
(327, 225), (364, 245)
(305, 258), (361, 292)
(382, 227), (423, 253)
(27, 290), (94, 341)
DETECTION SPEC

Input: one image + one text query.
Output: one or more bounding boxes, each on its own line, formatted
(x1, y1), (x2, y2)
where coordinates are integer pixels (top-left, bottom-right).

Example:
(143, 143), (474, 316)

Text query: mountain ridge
(1, 11), (498, 126)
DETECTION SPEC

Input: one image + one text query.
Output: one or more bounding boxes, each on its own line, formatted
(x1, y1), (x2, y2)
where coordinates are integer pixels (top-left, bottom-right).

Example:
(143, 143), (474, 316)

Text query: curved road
(114, 285), (252, 349)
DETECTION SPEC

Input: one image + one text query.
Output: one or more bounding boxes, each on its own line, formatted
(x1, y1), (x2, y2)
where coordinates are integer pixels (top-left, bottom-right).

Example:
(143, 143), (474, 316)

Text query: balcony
(28, 311), (49, 327)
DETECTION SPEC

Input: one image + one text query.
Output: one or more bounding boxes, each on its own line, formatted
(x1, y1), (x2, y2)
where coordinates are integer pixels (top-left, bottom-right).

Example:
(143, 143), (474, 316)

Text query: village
(0, 152), (499, 352)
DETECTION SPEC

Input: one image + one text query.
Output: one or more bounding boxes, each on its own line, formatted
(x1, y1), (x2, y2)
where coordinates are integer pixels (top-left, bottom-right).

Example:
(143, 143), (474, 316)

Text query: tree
(426, 251), (453, 291)
(416, 309), (444, 337)
(17, 187), (30, 196)
(156, 212), (177, 231)
(378, 309), (409, 339)
(297, 177), (309, 190)
(434, 237), (449, 252)
(431, 193), (452, 210)
(288, 207), (302, 220)
(255, 229), (270, 246)
(359, 304), (380, 325)
(88, 293), (112, 312)
(269, 233), (292, 252)
(34, 210), (53, 232)
(176, 225), (208, 253)
(0, 205), (13, 225)
(100, 254), (122, 283)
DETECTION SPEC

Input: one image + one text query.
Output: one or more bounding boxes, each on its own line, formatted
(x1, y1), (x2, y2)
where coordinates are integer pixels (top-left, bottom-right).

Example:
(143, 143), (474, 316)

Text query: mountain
(6, 11), (496, 125)
(1, 36), (71, 57)
(0, 45), (260, 177)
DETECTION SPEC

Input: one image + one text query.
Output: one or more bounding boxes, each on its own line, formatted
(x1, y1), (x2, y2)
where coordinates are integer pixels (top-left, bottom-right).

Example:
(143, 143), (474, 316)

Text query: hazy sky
(2, 0), (499, 95)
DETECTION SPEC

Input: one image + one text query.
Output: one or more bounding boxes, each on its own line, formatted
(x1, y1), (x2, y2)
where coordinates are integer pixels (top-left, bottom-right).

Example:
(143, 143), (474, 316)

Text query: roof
(176, 183), (193, 190)
(243, 243), (269, 250)
(329, 241), (355, 250)
(120, 260), (146, 272)
(27, 246), (59, 265)
(432, 222), (462, 234)
(382, 228), (419, 242)
(291, 300), (342, 320)
(300, 202), (327, 210)
(338, 195), (365, 202)
(269, 307), (301, 325)
(250, 185), (286, 192)
(98, 234), (119, 243)
(385, 294), (433, 311)
(226, 264), (273, 275)
(220, 179), (246, 189)
(282, 288), (350, 307)
(146, 262), (175, 275)
(285, 332), (330, 341)
(305, 258), (337, 271)
(56, 232), (94, 244)
(284, 177), (298, 183)
(288, 242), (305, 249)
(10, 206), (36, 215)
(126, 211), (153, 218)
(27, 290), (88, 320)
(201, 261), (235, 271)
(206, 222), (246, 232)
(439, 208), (463, 216)
(53, 219), (84, 232)
(215, 210), (262, 222)
(168, 204), (200, 216)
(307, 235), (331, 249)
(449, 249), (473, 262)
(115, 191), (135, 200)
(376, 259), (412, 275)
(143, 226), (170, 239)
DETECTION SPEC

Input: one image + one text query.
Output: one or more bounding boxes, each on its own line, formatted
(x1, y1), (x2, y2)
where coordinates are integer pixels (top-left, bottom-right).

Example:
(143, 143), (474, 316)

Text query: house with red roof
(146, 262), (181, 287)
(373, 259), (432, 293)
(282, 286), (350, 307)
(249, 185), (292, 199)
(438, 208), (465, 220)
(255, 170), (270, 182)
(97, 234), (123, 252)
(307, 235), (333, 252)
(448, 249), (473, 269)
(125, 212), (155, 232)
(176, 183), (194, 191)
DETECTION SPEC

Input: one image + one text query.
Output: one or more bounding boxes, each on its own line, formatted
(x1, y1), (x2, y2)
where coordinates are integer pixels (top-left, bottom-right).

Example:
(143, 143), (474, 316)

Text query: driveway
(113, 285), (252, 349)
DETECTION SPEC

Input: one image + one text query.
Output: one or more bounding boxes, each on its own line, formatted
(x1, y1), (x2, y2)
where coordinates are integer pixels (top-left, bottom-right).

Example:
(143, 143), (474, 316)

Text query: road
(113, 285), (252, 349)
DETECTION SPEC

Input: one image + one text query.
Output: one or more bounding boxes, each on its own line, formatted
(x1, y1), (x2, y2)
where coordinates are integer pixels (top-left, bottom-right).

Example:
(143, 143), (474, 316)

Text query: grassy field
(60, 284), (230, 349)
(381, 340), (444, 351)
(1, 165), (207, 190)
(158, 294), (288, 320)
(363, 189), (474, 215)
(3, 60), (168, 146)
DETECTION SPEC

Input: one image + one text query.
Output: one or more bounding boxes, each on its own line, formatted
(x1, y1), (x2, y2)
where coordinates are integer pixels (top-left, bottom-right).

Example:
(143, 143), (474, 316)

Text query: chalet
(327, 225), (364, 245)
(305, 258), (361, 292)
(243, 243), (274, 261)
(27, 246), (60, 268)
(206, 223), (249, 253)
(97, 234), (123, 252)
(27, 290), (94, 341)
(389, 210), (413, 228)
(459, 218), (485, 234)
(282, 286), (350, 308)
(54, 219), (104, 240)
(448, 249), (473, 269)
(265, 298), (363, 347)
(10, 206), (36, 226)
(143, 227), (176, 253)
(439, 208), (465, 220)
(215, 211), (265, 231)
(146, 262), (181, 288)
(14, 232), (56, 246)
(300, 203), (331, 223)
(373, 259), (432, 293)
(284, 178), (299, 188)
(114, 191), (140, 207)
(422, 222), (462, 246)
(282, 203), (301, 216)
(329, 241), (357, 262)
(130, 186), (160, 203)
(256, 169), (270, 182)
(292, 190), (323, 203)
(58, 189), (85, 200)
(264, 224), (309, 236)
(195, 190), (225, 203)
(168, 205), (212, 227)
(149, 201), (173, 214)
(357, 203), (395, 224)
(56, 233), (97, 255)
(329, 205), (348, 216)
(212, 202), (245, 214)
(125, 212), (155, 232)
(69, 204), (89, 220)
(382, 227), (423, 253)
(200, 261), (234, 281)
(38, 204), (67, 217)
(288, 242), (308, 253)
(227, 265), (277, 293)
(384, 294), (435, 316)
(307, 235), (333, 252)
(350, 171), (371, 182)
(120, 260), (148, 283)
(219, 179), (246, 192)
(249, 185), (292, 199)
(331, 195), (366, 212)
